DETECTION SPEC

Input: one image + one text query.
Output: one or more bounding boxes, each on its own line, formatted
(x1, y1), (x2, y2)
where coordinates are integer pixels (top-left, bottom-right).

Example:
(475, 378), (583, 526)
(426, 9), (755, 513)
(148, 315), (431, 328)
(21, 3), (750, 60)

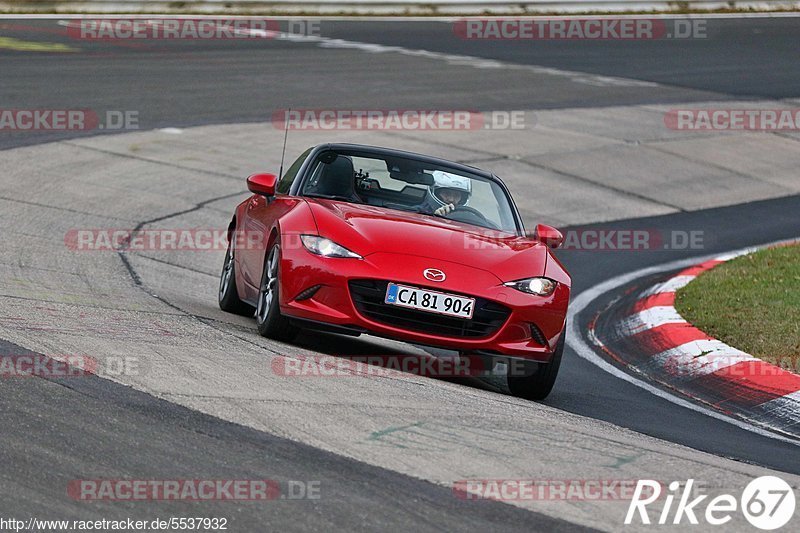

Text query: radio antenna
(278, 108), (291, 177)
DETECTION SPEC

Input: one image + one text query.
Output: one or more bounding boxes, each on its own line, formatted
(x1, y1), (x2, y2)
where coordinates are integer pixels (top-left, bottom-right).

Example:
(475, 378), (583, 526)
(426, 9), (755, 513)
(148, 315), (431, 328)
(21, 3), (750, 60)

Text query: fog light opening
(295, 285), (322, 301)
(529, 323), (548, 346)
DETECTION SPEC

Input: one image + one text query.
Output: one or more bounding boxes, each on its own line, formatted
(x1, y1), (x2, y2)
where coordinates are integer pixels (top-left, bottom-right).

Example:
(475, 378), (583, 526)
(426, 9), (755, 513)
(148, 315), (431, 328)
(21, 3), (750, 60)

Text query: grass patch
(675, 244), (800, 369)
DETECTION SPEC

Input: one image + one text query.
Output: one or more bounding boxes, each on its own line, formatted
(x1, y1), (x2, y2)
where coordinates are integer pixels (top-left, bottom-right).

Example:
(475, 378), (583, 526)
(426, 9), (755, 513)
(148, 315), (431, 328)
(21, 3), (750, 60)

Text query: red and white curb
(596, 245), (800, 437)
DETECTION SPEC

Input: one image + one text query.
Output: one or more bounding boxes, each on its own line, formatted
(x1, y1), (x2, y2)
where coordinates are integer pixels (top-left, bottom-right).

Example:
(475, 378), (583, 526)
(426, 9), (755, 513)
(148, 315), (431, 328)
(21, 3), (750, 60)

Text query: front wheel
(255, 243), (297, 341)
(507, 327), (565, 401)
(218, 239), (255, 316)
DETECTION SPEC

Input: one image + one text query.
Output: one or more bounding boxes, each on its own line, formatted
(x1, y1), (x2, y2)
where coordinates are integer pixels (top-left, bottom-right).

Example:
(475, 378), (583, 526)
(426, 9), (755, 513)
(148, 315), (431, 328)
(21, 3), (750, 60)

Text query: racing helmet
(426, 171), (472, 208)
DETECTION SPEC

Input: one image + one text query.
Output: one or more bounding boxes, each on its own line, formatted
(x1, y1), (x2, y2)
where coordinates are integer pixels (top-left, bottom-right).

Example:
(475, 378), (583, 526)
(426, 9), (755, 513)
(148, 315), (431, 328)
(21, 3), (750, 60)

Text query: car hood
(305, 199), (548, 281)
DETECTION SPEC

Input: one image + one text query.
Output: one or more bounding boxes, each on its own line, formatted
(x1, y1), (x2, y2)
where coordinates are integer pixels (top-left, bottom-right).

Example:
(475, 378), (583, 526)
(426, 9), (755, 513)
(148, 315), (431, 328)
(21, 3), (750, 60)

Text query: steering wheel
(447, 206), (500, 230)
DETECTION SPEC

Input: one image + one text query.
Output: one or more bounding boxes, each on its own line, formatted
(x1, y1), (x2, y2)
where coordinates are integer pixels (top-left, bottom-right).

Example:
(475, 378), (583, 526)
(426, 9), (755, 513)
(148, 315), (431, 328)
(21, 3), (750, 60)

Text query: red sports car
(219, 143), (570, 399)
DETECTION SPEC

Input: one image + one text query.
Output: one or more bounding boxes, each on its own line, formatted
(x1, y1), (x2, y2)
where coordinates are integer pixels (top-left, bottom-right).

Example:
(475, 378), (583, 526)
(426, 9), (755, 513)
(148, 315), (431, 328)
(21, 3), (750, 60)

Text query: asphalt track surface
(1, 16), (799, 531)
(1, 17), (799, 150)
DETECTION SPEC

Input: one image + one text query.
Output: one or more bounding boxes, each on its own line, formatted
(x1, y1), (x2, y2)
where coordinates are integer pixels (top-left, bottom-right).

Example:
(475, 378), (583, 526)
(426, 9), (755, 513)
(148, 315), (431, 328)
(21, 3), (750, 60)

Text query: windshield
(300, 149), (518, 233)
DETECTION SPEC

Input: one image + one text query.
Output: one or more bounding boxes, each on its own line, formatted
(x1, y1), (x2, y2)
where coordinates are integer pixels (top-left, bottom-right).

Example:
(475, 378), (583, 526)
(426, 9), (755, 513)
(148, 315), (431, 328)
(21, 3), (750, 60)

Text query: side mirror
(534, 223), (563, 249)
(247, 173), (278, 197)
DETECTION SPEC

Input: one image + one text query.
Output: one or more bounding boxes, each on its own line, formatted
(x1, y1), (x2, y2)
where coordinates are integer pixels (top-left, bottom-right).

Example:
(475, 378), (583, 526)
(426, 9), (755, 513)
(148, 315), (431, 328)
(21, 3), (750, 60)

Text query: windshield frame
(291, 144), (525, 236)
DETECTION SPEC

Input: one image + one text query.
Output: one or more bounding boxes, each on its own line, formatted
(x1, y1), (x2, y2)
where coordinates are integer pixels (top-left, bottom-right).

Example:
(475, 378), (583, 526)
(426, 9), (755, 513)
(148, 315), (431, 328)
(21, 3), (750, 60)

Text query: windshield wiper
(304, 193), (359, 202)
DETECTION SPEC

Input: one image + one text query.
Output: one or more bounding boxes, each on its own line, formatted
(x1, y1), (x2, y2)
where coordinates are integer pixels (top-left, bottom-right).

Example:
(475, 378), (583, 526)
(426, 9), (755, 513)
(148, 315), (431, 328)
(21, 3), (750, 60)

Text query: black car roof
(317, 143), (495, 180)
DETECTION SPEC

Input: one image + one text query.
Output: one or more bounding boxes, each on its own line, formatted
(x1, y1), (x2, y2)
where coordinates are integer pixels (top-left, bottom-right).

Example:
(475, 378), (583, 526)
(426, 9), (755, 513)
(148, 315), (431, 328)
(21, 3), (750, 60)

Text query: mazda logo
(423, 268), (446, 282)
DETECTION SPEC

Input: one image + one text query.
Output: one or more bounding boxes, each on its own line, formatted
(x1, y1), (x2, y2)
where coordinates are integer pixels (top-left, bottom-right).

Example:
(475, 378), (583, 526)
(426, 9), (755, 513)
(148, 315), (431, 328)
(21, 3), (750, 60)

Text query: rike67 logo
(626, 477), (795, 530)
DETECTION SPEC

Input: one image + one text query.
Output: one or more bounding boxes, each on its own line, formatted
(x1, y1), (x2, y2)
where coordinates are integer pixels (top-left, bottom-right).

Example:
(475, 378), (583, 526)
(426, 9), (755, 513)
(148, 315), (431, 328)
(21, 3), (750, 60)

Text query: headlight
(300, 235), (362, 259)
(504, 277), (557, 296)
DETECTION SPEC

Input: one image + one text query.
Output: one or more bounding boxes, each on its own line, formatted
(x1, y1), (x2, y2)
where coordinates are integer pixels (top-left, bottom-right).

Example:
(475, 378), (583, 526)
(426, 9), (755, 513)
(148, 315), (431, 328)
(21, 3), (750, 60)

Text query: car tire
(218, 238), (255, 316)
(255, 242), (298, 341)
(506, 327), (565, 401)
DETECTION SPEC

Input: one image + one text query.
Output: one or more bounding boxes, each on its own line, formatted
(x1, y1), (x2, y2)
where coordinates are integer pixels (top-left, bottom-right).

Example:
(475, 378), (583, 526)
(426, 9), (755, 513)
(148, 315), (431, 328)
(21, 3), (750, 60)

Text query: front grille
(348, 279), (510, 338)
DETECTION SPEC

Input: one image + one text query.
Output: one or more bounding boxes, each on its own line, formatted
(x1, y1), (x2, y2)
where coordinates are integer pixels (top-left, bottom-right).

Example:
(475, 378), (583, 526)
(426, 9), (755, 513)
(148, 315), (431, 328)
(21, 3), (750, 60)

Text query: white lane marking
(159, 127), (184, 134)
(646, 339), (757, 381)
(616, 305), (687, 336)
(283, 34), (658, 87)
(639, 274), (695, 297)
(567, 237), (800, 446)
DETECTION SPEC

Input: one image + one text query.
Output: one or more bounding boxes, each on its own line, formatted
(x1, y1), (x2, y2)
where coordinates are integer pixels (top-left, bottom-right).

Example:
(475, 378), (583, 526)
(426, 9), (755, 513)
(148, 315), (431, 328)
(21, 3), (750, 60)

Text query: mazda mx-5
(219, 143), (570, 399)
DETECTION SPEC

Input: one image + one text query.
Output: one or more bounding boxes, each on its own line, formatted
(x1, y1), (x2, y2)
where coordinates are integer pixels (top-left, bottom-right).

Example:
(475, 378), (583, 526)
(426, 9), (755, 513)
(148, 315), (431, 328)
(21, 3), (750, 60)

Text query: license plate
(384, 283), (475, 319)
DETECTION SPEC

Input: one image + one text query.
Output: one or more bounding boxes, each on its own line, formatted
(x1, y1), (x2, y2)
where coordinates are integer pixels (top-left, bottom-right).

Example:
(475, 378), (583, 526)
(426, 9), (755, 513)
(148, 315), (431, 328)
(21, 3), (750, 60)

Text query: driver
(423, 171), (472, 217)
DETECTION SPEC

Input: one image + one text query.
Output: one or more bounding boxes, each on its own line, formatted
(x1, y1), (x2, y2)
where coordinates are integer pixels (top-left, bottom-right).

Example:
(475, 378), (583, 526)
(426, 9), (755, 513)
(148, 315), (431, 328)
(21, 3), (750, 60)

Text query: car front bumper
(279, 248), (569, 361)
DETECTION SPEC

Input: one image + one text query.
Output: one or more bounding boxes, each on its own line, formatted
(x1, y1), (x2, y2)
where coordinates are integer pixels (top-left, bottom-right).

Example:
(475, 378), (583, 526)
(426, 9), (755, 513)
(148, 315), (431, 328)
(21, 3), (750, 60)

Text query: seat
(315, 156), (360, 201)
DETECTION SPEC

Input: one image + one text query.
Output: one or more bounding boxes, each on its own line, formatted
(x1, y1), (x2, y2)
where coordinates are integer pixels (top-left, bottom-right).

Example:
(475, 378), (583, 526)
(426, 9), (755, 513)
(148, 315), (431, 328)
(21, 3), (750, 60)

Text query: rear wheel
(507, 328), (565, 401)
(255, 243), (297, 341)
(218, 238), (255, 316)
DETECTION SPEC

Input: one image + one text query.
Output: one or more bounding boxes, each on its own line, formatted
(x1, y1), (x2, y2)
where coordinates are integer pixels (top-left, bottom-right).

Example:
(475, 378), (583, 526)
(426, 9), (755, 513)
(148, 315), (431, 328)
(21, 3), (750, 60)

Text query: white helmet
(427, 171), (472, 208)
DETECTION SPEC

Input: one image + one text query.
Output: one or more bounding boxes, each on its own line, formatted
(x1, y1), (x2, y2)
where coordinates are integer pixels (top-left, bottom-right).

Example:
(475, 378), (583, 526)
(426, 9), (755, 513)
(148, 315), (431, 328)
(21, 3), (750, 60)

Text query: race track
(1, 16), (799, 531)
